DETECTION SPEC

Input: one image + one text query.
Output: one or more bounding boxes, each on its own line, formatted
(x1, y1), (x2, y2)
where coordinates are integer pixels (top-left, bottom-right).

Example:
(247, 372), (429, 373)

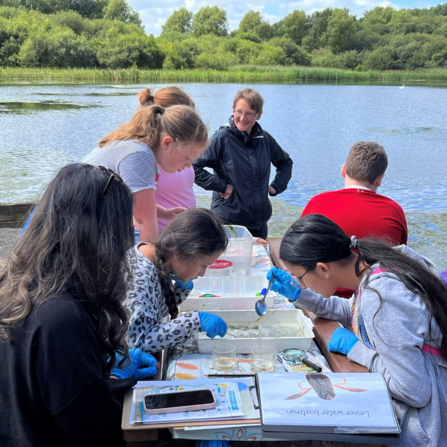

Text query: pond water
(1, 81), (447, 265)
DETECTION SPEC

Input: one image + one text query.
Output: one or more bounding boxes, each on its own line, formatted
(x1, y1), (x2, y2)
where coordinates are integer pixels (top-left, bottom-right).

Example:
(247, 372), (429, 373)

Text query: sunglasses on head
(97, 166), (123, 204)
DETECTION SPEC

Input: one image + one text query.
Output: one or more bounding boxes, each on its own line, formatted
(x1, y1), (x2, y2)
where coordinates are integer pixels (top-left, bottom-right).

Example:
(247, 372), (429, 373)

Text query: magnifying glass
(282, 348), (322, 372)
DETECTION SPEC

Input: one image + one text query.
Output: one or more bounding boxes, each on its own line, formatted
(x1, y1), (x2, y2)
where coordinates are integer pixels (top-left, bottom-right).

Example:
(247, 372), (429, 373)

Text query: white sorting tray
(197, 309), (315, 354)
(180, 275), (275, 311)
(179, 292), (274, 311)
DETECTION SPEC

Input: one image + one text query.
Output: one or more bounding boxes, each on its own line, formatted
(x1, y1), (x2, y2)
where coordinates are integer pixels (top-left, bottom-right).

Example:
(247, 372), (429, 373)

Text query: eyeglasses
(290, 265), (315, 290)
(233, 109), (257, 119)
(98, 166), (123, 204)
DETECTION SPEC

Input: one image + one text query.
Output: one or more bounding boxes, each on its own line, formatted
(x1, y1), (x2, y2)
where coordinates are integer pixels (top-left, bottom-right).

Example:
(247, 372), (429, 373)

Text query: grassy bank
(1, 66), (447, 84)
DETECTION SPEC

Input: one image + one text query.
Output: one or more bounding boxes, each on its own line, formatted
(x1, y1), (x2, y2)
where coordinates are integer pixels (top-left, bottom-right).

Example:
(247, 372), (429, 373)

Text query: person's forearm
(138, 221), (159, 243)
(156, 204), (170, 220)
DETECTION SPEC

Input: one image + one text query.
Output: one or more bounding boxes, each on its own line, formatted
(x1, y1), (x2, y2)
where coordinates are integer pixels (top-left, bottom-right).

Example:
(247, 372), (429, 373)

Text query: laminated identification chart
(130, 379), (245, 425)
(258, 373), (400, 434)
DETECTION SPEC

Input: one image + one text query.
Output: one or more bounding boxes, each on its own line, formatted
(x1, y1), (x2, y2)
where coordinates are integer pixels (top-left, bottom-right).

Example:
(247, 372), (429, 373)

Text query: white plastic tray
(196, 309), (315, 354)
(180, 276), (275, 311)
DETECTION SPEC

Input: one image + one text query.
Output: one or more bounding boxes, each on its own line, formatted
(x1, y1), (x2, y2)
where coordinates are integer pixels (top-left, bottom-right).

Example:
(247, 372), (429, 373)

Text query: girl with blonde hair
(138, 87), (197, 234)
(83, 103), (208, 243)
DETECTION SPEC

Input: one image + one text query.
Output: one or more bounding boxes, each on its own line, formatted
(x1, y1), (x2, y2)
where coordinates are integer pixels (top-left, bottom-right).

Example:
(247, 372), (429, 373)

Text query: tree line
(1, 0), (447, 70)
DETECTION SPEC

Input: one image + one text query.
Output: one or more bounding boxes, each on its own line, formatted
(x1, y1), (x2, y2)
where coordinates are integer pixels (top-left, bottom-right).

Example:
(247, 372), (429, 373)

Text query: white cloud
(129, 0), (400, 36)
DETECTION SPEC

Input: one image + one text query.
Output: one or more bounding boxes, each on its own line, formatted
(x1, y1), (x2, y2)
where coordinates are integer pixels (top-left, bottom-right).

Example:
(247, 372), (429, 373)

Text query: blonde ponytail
(98, 105), (208, 151)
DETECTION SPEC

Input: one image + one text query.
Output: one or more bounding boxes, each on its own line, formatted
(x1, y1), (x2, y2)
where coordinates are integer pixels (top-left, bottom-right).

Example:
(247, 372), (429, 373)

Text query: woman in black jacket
(193, 88), (293, 239)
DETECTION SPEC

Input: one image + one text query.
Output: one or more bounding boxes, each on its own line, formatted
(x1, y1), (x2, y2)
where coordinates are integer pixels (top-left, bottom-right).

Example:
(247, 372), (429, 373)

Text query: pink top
(155, 166), (196, 232)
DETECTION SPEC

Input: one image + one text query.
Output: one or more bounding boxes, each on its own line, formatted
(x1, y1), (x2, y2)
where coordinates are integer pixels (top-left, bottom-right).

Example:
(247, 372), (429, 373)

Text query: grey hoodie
(296, 245), (447, 447)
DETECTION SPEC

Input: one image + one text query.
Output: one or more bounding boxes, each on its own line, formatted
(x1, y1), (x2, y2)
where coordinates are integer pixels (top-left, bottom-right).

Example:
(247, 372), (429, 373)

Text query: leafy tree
(432, 46), (447, 67)
(195, 50), (237, 69)
(271, 19), (285, 37)
(237, 10), (272, 40)
(238, 10), (262, 33)
(96, 30), (163, 68)
(253, 43), (286, 65)
(362, 6), (394, 26)
(283, 9), (306, 44)
(268, 36), (310, 65)
(234, 31), (261, 43)
(338, 49), (363, 69)
(311, 47), (341, 67)
(103, 0), (141, 26)
(321, 8), (357, 53)
(192, 6), (228, 37)
(51, 10), (86, 34)
(303, 8), (333, 51)
(162, 6), (192, 34)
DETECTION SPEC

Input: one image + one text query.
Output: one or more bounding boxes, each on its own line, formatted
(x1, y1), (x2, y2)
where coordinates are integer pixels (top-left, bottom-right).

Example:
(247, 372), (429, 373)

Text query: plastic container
(206, 225), (254, 276)
(180, 275), (275, 311)
(197, 309), (315, 354)
(230, 268), (246, 297)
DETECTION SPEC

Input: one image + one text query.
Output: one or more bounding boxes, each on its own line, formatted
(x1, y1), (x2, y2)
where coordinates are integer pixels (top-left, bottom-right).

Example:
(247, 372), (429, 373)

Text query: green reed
(1, 66), (447, 84)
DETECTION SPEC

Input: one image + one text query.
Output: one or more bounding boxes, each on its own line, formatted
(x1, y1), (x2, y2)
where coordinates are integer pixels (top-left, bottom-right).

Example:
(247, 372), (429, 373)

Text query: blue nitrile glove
(111, 348), (157, 379)
(328, 328), (359, 355)
(196, 441), (231, 447)
(176, 278), (193, 290)
(168, 273), (193, 290)
(20, 208), (36, 237)
(266, 267), (301, 302)
(198, 312), (227, 339)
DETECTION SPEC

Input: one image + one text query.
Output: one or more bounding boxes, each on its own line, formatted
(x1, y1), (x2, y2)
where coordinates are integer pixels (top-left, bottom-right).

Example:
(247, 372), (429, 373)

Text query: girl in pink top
(155, 165), (196, 232)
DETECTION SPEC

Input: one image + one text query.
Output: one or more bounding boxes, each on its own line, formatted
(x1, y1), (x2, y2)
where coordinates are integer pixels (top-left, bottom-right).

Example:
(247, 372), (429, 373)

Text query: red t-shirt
(301, 188), (408, 298)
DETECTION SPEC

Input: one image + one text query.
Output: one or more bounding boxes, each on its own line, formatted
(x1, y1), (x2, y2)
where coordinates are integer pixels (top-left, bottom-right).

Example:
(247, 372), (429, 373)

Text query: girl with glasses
(268, 214), (447, 447)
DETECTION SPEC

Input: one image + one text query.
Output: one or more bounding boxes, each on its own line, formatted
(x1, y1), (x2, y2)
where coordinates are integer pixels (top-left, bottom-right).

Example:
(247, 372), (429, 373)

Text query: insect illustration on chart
(285, 373), (367, 401)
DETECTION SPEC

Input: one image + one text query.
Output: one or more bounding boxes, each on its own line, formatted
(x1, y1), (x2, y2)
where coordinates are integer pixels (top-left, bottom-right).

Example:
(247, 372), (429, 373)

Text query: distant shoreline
(1, 67), (447, 84)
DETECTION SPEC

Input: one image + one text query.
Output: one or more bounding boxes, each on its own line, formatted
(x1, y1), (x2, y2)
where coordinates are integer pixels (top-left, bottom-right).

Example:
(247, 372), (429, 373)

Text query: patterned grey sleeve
(130, 311), (201, 354)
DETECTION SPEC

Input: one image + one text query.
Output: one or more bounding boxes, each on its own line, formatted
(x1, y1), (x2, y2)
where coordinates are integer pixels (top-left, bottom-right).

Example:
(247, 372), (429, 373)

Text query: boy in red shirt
(301, 141), (408, 297)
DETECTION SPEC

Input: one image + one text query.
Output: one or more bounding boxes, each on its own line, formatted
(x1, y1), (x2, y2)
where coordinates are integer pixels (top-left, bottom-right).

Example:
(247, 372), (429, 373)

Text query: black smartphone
(143, 389), (216, 414)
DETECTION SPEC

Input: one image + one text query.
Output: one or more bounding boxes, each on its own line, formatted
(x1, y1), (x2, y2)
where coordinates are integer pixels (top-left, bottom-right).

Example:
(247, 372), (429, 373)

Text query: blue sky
(128, 0), (442, 36)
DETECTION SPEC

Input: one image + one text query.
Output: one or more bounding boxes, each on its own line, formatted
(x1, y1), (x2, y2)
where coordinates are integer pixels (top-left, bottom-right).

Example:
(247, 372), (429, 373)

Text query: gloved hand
(198, 312), (227, 338)
(111, 348), (157, 380)
(266, 267), (301, 302)
(168, 273), (193, 291)
(328, 328), (359, 355)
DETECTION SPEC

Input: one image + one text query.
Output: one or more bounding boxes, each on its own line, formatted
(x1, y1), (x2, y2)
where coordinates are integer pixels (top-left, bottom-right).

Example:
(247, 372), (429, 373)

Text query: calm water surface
(1, 82), (447, 263)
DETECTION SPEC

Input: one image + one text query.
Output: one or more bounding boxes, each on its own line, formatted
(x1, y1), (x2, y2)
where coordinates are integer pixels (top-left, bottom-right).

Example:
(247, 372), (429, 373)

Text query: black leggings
(246, 223), (268, 239)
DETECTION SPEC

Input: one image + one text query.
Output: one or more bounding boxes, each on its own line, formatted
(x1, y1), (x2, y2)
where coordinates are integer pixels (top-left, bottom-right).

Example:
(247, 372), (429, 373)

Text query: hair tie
(350, 235), (358, 250)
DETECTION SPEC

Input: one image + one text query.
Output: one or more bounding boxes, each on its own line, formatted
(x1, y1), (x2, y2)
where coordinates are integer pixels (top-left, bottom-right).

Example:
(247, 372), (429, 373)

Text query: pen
(205, 374), (255, 378)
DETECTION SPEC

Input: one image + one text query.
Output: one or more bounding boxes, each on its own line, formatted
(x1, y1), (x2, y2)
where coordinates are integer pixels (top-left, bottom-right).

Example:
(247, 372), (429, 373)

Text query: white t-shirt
(83, 140), (160, 192)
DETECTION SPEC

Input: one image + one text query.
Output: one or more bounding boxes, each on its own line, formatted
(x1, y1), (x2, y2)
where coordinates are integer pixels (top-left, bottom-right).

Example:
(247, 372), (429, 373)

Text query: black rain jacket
(193, 117), (293, 230)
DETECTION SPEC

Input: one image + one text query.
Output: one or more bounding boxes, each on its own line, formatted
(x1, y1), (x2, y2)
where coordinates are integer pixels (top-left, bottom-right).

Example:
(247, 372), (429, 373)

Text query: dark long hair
(153, 209), (228, 319)
(0, 164), (135, 371)
(280, 214), (447, 357)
